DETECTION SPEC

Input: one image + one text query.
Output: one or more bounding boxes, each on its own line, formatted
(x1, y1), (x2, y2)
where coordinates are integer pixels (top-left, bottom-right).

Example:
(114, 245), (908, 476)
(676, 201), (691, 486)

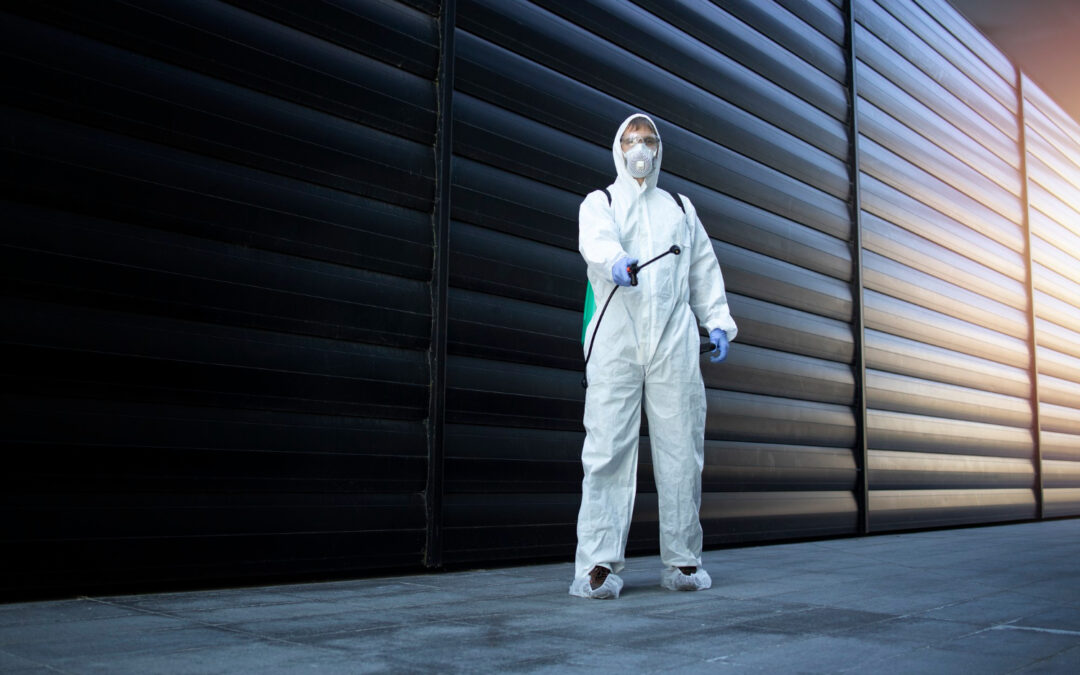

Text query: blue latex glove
(611, 256), (638, 287)
(709, 328), (729, 363)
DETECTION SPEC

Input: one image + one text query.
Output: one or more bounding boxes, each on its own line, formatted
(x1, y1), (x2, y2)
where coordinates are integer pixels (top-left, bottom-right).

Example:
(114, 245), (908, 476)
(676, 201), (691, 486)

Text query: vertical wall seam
(845, 0), (870, 535)
(425, 0), (456, 568)
(1016, 70), (1044, 520)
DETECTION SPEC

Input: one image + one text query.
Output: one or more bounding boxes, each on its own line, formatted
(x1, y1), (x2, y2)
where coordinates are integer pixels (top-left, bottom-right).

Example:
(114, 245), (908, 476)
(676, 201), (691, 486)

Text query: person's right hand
(612, 256), (638, 286)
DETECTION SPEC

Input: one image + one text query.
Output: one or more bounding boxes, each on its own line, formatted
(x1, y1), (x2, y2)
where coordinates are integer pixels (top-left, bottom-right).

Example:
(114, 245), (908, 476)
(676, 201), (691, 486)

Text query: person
(570, 113), (737, 599)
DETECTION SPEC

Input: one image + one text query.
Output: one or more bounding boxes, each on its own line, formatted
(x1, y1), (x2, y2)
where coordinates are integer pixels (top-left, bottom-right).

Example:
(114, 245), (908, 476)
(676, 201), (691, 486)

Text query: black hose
(581, 245), (681, 389)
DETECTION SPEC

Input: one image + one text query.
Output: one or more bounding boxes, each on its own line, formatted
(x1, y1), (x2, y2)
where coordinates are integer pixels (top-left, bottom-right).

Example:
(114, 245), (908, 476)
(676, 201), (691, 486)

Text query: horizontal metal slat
(1035, 322), (1080, 377)
(454, 33), (852, 236)
(3, 492), (426, 539)
(869, 489), (1036, 531)
(452, 93), (610, 194)
(1044, 461), (1080, 490)
(0, 9), (436, 154)
(0, 105), (434, 238)
(699, 442), (856, 492)
(860, 138), (1024, 254)
(713, 0), (847, 82)
(867, 370), (1032, 428)
(4, 529), (426, 596)
(580, 0), (847, 114)
(875, 0), (1016, 112)
(663, 153), (850, 238)
(689, 189), (851, 277)
(698, 491), (859, 543)
(856, 1), (1016, 139)
(1043, 489), (1080, 518)
(0, 103), (433, 211)
(451, 157), (580, 251)
(1031, 217), (1080, 287)
(859, 98), (1022, 207)
(868, 409), (1034, 459)
(1028, 183), (1080, 243)
(444, 424), (583, 493)
(717, 242), (852, 321)
(1, 300), (430, 420)
(774, 0), (846, 46)
(2, 1), (437, 128)
(223, 0), (439, 78)
(865, 290), (1029, 368)
(912, 0), (1015, 83)
(857, 64), (1018, 172)
(4, 395), (427, 494)
(860, 175), (1025, 281)
(705, 344), (855, 405)
(1025, 124), (1080, 199)
(1038, 345), (1080, 386)
(443, 426), (856, 494)
(863, 250), (1027, 336)
(706, 390), (855, 448)
(446, 356), (583, 430)
(869, 450), (1034, 490)
(449, 222), (583, 310)
(863, 213), (1026, 310)
(458, 0), (848, 160)
(1034, 287), (1080, 340)
(1041, 403), (1080, 436)
(1023, 78), (1080, 163)
(456, 83), (851, 207)
(448, 288), (581, 371)
(865, 329), (1030, 397)
(732, 294), (854, 363)
(1027, 155), (1080, 225)
(441, 491), (859, 560)
(2, 213), (431, 348)
(854, 28), (1018, 163)
(1039, 372), (1080, 412)
(1043, 431), (1080, 463)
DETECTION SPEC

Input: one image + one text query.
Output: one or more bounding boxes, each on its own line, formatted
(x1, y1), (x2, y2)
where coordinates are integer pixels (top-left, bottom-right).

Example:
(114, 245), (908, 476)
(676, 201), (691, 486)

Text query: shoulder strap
(674, 193), (685, 214)
(602, 188), (612, 206)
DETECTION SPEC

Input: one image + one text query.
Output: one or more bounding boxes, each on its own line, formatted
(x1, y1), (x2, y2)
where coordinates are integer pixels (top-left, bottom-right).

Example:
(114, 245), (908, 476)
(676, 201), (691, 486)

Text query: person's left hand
(709, 328), (729, 363)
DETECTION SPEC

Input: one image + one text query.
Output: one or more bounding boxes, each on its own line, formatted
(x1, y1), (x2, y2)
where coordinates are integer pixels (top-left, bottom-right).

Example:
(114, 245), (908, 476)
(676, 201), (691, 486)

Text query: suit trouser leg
(643, 368), (706, 570)
(574, 370), (645, 580)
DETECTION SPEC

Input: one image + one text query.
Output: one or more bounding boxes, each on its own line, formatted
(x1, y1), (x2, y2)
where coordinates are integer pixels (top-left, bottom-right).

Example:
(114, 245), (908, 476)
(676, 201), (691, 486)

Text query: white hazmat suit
(571, 113), (737, 598)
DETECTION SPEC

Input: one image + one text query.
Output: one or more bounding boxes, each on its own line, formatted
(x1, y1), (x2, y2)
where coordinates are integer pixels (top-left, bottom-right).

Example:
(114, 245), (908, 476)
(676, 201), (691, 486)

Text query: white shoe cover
(660, 567), (712, 591)
(569, 572), (624, 599)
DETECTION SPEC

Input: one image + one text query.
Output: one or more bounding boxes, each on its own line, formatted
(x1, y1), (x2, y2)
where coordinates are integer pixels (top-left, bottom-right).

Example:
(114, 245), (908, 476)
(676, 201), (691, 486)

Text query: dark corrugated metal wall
(2, 0), (1078, 597)
(1022, 76), (1080, 518)
(444, 0), (860, 566)
(1, 0), (440, 595)
(855, 0), (1036, 530)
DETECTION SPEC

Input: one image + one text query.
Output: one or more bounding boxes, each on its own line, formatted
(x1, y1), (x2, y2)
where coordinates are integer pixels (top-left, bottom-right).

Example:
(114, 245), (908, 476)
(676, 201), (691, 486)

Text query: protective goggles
(620, 134), (659, 149)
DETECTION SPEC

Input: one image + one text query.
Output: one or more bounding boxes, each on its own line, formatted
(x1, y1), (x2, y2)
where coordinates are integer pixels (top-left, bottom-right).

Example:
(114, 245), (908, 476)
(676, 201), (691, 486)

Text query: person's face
(620, 126), (659, 155)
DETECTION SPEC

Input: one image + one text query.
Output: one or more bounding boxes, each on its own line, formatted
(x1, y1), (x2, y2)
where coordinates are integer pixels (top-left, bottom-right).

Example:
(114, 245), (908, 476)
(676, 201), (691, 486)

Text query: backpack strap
(602, 188), (612, 206)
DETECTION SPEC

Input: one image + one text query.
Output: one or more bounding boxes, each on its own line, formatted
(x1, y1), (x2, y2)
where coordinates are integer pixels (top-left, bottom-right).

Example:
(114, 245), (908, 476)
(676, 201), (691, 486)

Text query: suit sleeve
(579, 190), (629, 283)
(685, 197), (738, 342)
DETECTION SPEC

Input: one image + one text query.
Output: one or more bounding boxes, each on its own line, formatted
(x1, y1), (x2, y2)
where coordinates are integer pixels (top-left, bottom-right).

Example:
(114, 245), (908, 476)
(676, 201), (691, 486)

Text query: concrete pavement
(2, 518), (1079, 673)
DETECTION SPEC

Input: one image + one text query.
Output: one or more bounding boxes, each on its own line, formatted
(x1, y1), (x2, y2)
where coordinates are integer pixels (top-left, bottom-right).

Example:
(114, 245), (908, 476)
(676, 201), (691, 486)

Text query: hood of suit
(612, 113), (662, 192)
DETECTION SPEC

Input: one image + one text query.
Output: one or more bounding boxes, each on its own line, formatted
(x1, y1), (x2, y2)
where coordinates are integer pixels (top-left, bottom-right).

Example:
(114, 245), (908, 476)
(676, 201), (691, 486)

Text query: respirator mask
(622, 133), (658, 178)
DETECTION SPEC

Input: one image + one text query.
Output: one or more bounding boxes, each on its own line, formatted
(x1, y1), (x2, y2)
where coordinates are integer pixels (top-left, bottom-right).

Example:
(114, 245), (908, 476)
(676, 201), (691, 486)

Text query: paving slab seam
(993, 624), (1080, 637)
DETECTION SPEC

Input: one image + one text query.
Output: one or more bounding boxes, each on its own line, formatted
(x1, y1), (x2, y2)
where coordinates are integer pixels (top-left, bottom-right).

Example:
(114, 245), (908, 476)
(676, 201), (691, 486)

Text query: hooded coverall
(574, 113), (737, 583)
